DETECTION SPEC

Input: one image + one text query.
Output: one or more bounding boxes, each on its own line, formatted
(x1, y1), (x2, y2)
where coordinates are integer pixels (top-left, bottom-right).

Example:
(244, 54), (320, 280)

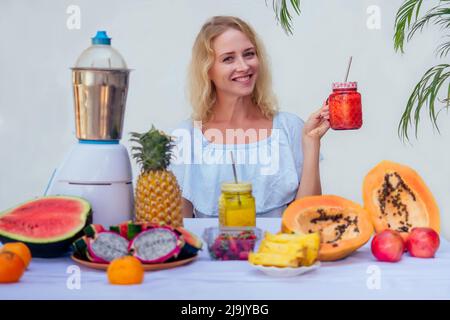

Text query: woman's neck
(210, 93), (257, 125)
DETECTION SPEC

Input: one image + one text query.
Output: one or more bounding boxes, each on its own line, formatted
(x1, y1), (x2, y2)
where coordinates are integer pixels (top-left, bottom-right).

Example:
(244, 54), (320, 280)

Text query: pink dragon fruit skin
(128, 226), (183, 264)
(87, 231), (129, 264)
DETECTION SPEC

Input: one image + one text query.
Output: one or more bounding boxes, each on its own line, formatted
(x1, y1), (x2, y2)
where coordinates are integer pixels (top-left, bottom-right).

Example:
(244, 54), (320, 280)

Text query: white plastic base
(46, 142), (134, 227)
(47, 180), (133, 227)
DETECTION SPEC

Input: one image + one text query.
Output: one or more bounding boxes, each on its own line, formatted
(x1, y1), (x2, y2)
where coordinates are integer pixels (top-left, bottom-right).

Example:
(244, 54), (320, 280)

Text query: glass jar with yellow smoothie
(219, 182), (256, 228)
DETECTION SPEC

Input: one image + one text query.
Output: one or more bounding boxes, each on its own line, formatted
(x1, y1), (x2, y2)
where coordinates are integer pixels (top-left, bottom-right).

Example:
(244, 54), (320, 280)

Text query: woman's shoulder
(171, 118), (194, 131)
(275, 111), (305, 130)
(169, 118), (196, 140)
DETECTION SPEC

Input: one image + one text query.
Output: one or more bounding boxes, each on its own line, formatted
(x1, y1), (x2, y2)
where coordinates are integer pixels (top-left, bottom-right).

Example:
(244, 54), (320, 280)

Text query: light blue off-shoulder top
(169, 111), (321, 217)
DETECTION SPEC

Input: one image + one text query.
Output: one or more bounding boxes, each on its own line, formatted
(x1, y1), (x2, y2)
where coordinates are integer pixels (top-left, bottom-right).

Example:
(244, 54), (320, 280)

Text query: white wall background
(1, 0), (449, 239)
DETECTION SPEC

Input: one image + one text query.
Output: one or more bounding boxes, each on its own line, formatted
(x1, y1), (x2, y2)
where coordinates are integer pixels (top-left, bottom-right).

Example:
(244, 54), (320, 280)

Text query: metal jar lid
(221, 182), (252, 193)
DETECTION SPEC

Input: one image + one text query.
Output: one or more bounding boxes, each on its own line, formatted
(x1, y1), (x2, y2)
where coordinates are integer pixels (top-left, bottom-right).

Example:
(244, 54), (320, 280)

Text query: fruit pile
(372, 227), (440, 262)
(282, 195), (373, 261)
(248, 232), (320, 268)
(279, 160), (442, 262)
(72, 221), (202, 264)
(208, 230), (257, 260)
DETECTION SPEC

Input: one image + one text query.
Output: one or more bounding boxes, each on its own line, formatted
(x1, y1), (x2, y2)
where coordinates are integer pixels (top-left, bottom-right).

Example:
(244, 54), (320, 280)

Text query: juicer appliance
(46, 31), (133, 227)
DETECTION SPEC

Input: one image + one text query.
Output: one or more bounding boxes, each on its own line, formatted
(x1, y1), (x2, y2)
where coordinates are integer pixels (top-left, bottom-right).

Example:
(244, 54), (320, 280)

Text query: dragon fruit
(175, 227), (203, 259)
(129, 227), (184, 263)
(72, 235), (90, 260)
(87, 231), (129, 263)
(84, 224), (105, 238)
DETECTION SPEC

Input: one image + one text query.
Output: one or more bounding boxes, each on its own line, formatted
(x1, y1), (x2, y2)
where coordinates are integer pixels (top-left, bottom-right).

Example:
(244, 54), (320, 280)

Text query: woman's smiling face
(209, 28), (259, 98)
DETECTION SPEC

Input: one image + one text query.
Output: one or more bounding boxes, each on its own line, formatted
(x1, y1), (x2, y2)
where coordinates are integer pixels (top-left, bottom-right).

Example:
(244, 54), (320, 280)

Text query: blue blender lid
(92, 31), (111, 45)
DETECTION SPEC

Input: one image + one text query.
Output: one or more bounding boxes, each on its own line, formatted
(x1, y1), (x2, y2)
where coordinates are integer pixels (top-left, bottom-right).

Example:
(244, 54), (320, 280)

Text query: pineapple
(264, 232), (320, 266)
(130, 126), (183, 227)
(248, 252), (301, 268)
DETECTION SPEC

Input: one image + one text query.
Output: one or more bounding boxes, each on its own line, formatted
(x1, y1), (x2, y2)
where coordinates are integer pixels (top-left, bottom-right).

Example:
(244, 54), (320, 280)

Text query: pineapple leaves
(129, 126), (175, 172)
(394, 0), (450, 141)
(267, 0), (301, 35)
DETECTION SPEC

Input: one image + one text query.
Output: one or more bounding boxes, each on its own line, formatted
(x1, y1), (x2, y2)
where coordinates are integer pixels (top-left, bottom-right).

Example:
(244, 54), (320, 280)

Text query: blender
(46, 31), (133, 227)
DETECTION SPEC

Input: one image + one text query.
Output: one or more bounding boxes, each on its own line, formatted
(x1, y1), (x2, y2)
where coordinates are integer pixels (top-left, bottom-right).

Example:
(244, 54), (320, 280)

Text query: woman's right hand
(302, 101), (330, 142)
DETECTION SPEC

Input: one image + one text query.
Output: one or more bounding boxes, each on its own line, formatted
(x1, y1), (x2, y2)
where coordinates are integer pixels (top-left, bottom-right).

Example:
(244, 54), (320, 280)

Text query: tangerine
(0, 251), (26, 283)
(1, 242), (32, 268)
(107, 256), (144, 285)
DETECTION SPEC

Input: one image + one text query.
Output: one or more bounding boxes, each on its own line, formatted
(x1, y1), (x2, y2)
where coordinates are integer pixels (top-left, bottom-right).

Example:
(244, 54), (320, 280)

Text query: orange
(107, 256), (144, 285)
(1, 242), (32, 268)
(0, 251), (26, 283)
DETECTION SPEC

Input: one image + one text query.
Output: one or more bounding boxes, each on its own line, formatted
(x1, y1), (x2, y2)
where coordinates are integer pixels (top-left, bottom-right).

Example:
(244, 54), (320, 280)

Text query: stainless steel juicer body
(72, 67), (130, 140)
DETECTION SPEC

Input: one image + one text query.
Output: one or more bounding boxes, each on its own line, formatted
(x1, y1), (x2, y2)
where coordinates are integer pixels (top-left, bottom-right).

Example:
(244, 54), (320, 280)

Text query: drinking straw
(344, 56), (353, 82)
(230, 151), (242, 206)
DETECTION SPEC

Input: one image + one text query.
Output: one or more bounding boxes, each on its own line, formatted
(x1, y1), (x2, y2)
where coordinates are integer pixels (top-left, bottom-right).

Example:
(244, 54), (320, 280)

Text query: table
(1, 218), (449, 300)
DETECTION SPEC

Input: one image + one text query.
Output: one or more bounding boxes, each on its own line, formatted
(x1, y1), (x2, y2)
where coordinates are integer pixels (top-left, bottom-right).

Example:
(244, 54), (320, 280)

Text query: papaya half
(282, 195), (373, 261)
(363, 160), (440, 240)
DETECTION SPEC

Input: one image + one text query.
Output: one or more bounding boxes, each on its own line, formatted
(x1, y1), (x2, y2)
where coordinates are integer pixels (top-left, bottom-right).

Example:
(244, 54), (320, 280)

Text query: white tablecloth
(1, 218), (449, 300)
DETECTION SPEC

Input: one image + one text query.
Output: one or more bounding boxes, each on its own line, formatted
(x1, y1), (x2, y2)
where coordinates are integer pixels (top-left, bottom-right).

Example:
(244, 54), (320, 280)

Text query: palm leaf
(394, 0), (450, 141)
(394, 0), (423, 53)
(408, 4), (450, 41)
(398, 64), (450, 140)
(436, 36), (450, 57)
(267, 0), (301, 35)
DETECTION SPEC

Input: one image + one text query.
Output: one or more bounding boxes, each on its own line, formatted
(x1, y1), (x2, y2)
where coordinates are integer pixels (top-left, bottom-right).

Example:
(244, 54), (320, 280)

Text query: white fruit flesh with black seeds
(132, 228), (179, 262)
(90, 233), (129, 262)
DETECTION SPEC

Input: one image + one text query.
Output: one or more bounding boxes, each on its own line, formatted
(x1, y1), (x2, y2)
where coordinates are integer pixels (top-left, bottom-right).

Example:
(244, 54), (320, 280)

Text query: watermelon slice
(0, 196), (92, 258)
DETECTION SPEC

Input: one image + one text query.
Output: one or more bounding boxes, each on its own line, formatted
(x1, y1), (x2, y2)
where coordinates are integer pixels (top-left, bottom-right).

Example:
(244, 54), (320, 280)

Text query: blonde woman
(171, 16), (329, 218)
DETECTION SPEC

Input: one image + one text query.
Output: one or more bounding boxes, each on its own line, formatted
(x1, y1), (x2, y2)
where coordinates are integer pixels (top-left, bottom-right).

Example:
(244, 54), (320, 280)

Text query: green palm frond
(394, 0), (424, 53)
(394, 0), (450, 141)
(408, 4), (450, 41)
(437, 36), (450, 57)
(267, 0), (301, 35)
(398, 64), (450, 141)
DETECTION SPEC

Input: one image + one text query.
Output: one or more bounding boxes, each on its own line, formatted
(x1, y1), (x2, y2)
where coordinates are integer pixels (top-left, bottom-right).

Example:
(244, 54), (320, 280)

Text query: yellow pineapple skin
(134, 170), (183, 228)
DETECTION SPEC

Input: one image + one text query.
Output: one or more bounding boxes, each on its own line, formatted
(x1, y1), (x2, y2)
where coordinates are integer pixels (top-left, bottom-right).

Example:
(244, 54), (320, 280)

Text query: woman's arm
(295, 103), (330, 199)
(296, 138), (322, 198)
(181, 198), (194, 218)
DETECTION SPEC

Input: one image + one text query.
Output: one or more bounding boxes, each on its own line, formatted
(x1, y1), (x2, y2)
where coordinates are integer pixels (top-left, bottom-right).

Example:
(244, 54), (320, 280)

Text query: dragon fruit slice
(87, 231), (129, 263)
(84, 224), (105, 239)
(129, 227), (183, 263)
(175, 227), (203, 259)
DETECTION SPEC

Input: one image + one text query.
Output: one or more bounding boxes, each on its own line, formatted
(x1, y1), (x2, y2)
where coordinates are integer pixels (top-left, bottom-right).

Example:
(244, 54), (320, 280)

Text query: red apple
(406, 227), (440, 258)
(371, 230), (405, 262)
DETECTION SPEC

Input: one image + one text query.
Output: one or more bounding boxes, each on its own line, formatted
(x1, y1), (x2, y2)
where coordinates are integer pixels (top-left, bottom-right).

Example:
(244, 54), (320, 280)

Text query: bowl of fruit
(203, 227), (262, 260)
(248, 231), (321, 277)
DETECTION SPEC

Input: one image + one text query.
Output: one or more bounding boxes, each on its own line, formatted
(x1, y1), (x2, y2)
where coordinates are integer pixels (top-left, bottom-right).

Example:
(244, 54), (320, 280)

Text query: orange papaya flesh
(282, 195), (373, 261)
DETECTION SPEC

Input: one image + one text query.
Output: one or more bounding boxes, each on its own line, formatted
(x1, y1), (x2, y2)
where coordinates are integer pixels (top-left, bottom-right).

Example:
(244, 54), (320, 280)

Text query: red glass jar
(328, 82), (362, 130)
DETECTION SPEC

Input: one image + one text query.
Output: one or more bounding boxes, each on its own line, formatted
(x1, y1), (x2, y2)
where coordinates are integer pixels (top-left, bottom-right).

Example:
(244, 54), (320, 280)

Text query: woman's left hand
(303, 101), (330, 142)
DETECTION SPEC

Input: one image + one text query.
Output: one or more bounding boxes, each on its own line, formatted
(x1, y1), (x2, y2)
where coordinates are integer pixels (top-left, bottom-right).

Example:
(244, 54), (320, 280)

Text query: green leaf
(267, 0), (301, 35)
(436, 37), (450, 57)
(394, 0), (424, 53)
(398, 64), (450, 141)
(408, 5), (450, 42)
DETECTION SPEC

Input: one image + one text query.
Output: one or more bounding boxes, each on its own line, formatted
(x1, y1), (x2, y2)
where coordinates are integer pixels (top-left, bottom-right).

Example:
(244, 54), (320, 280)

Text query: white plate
(251, 261), (321, 277)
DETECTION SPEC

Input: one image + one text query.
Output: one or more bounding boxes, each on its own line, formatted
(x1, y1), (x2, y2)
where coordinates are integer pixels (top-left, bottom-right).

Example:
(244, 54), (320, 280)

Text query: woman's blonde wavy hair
(188, 16), (278, 122)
